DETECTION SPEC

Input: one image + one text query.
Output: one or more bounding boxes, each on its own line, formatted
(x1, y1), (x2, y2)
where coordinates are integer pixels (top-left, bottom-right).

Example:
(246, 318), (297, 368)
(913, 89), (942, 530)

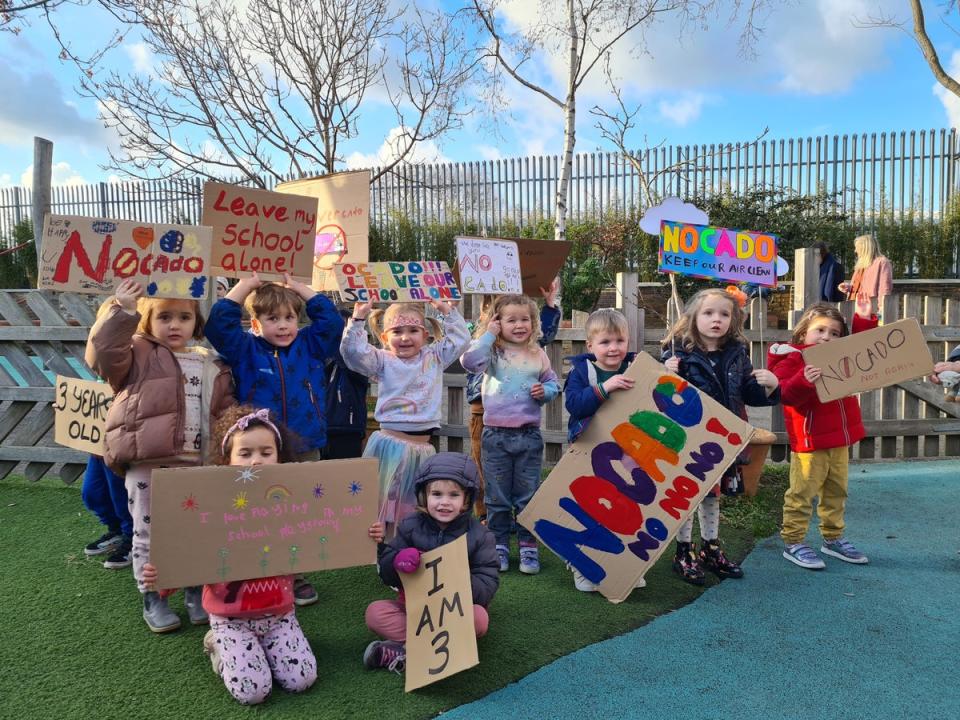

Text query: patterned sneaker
(567, 563), (598, 592)
(672, 541), (705, 585)
(293, 576), (318, 606)
(496, 544), (509, 573)
(84, 530), (122, 557)
(821, 537), (869, 565)
(699, 538), (744, 579)
(202, 629), (221, 675)
(519, 545), (540, 575)
(362, 640), (405, 674)
(783, 543), (826, 570)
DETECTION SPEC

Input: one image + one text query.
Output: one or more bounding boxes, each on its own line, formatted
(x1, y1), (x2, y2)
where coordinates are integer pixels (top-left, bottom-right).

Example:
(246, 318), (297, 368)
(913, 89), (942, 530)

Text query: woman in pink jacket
(839, 233), (893, 313)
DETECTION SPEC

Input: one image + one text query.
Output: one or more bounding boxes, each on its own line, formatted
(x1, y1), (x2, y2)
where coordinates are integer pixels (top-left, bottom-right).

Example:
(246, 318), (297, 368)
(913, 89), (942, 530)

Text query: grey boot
(143, 591), (181, 633)
(184, 586), (209, 625)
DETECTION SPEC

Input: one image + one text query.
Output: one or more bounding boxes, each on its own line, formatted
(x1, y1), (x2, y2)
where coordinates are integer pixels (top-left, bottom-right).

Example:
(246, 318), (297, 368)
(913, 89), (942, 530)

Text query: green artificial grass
(0, 468), (788, 720)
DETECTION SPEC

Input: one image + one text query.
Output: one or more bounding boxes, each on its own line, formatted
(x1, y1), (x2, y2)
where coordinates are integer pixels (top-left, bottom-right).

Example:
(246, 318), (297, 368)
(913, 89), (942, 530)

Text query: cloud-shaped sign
(639, 197), (709, 235)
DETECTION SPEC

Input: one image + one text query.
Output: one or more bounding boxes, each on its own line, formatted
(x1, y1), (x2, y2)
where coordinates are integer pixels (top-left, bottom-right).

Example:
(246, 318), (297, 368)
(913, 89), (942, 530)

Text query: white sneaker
(635, 576), (647, 589)
(568, 563), (598, 592)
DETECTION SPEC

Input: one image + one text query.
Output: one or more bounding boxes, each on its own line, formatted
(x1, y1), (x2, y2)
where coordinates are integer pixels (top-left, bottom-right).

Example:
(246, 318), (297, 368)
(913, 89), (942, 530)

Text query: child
(363, 452), (499, 672)
(205, 271), (344, 605)
(85, 279), (235, 632)
(81, 455), (134, 569)
(342, 299), (470, 539)
(460, 294), (560, 575)
(563, 308), (637, 591)
(930, 345), (960, 401)
(143, 406), (317, 705)
(769, 297), (878, 570)
(662, 288), (780, 585)
(466, 279), (561, 518)
(322, 305), (370, 460)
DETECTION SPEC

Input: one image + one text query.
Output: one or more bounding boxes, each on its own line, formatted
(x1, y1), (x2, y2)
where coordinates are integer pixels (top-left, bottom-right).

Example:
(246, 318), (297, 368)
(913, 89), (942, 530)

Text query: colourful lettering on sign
(659, 220), (779, 287)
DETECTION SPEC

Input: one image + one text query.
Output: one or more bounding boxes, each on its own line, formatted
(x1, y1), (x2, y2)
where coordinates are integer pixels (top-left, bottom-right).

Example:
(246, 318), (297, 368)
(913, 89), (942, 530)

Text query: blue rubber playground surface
(444, 460), (960, 720)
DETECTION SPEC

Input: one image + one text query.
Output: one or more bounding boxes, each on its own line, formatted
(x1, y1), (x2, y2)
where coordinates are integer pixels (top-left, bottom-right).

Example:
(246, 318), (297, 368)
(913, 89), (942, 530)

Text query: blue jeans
(481, 426), (543, 546)
(81, 456), (133, 537)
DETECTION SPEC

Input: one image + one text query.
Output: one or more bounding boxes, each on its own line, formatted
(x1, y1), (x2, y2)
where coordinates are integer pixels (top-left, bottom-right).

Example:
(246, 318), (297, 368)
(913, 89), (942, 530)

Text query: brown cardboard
(333, 261), (461, 303)
(801, 317), (934, 402)
(275, 170), (371, 291)
(202, 181), (317, 281)
(401, 534), (479, 691)
(453, 236), (571, 295)
(149, 459), (379, 589)
(52, 375), (113, 455)
(517, 352), (753, 603)
(38, 214), (212, 298)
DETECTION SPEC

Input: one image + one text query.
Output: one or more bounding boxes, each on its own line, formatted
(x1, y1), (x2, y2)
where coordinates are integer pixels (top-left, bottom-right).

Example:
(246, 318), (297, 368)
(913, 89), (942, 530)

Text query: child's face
(695, 295), (733, 350)
(425, 479), (468, 526)
(498, 303), (533, 345)
(253, 304), (299, 348)
(151, 300), (197, 352)
(229, 427), (280, 466)
(803, 317), (844, 345)
(587, 330), (628, 371)
(382, 324), (427, 359)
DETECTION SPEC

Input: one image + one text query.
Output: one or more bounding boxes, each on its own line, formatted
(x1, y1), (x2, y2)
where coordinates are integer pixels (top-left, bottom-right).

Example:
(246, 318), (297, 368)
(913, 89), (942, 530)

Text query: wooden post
(791, 247), (818, 328)
(615, 271), (643, 352)
(32, 138), (53, 280)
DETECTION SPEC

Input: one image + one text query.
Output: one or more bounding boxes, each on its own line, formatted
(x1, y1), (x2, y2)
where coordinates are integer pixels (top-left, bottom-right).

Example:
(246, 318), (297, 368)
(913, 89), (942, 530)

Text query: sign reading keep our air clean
(658, 220), (779, 287)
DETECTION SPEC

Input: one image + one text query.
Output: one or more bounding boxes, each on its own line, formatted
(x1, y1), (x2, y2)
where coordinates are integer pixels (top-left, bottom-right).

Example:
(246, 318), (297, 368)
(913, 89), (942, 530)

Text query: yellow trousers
(781, 447), (849, 545)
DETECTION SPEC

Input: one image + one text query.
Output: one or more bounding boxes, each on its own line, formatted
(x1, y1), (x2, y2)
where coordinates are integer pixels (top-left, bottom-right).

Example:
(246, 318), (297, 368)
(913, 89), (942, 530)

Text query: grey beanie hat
(413, 452), (480, 495)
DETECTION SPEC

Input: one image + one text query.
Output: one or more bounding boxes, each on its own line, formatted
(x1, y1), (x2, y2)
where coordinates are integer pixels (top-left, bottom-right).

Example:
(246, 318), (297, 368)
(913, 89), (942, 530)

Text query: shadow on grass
(0, 467), (787, 720)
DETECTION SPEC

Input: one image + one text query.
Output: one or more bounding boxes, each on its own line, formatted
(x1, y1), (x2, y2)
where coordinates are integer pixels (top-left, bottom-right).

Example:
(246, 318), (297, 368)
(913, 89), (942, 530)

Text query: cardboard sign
(514, 237), (571, 295)
(275, 170), (371, 291)
(455, 237), (522, 294)
(659, 220), (779, 287)
(517, 353), (752, 603)
(802, 318), (934, 401)
(150, 459), (379, 588)
(38, 214), (212, 298)
(202, 181), (317, 280)
(52, 376), (113, 455)
(333, 261), (461, 302)
(401, 534), (479, 691)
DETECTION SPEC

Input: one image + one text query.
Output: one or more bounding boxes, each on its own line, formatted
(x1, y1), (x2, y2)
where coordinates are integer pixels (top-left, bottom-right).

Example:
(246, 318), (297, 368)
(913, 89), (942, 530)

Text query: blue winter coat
(324, 349), (369, 435)
(819, 254), (846, 302)
(563, 352), (637, 443)
(205, 294), (344, 452)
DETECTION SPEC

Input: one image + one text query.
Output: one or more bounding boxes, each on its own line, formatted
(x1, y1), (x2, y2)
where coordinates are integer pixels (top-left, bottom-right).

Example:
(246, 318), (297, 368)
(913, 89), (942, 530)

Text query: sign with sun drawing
(149, 459), (379, 589)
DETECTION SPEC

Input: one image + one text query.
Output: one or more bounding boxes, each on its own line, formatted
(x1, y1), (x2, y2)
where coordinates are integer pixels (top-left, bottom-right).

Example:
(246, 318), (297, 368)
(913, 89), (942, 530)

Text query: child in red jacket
(768, 297), (876, 570)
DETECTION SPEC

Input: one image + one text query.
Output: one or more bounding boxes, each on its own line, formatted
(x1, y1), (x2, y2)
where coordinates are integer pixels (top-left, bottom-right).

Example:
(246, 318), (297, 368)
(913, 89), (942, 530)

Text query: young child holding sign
(768, 297), (877, 570)
(363, 452), (499, 673)
(142, 406), (317, 705)
(86, 279), (236, 632)
(662, 288), (780, 585)
(342, 300), (470, 540)
(461, 294), (560, 575)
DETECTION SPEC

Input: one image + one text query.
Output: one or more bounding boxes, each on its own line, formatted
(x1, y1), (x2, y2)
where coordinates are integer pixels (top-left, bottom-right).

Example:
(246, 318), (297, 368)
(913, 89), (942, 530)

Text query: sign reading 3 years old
(518, 353), (753, 603)
(333, 261), (461, 302)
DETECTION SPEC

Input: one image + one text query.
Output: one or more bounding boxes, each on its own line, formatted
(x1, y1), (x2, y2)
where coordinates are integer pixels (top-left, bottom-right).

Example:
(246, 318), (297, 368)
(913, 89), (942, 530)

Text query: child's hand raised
(485, 314), (501, 337)
(368, 521), (385, 544)
(226, 272), (262, 302)
(602, 374), (635, 395)
(752, 368), (779, 394)
(429, 299), (456, 316)
(803, 364), (822, 384)
(353, 299), (375, 320)
(114, 279), (143, 311)
(282, 272), (317, 301)
(664, 356), (680, 373)
(540, 277), (560, 307)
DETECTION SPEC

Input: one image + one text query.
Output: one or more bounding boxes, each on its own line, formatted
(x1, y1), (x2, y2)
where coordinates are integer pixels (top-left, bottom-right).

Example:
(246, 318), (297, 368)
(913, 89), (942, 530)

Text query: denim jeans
(481, 426), (543, 546)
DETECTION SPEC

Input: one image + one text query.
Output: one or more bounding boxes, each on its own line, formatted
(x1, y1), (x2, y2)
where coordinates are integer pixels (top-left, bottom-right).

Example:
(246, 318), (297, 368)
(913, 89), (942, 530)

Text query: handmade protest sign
(38, 214), (212, 298)
(276, 170), (370, 291)
(518, 353), (753, 603)
(333, 261), (461, 303)
(659, 220), (779, 287)
(514, 237), (571, 294)
(202, 181), (317, 280)
(455, 237), (522, 294)
(802, 318), (934, 402)
(401, 534), (478, 692)
(52, 376), (113, 455)
(150, 459), (378, 589)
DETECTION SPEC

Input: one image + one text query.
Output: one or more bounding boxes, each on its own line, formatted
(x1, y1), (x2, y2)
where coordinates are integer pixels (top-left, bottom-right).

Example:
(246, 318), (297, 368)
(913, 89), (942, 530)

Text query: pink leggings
(365, 599), (489, 642)
(208, 612), (317, 705)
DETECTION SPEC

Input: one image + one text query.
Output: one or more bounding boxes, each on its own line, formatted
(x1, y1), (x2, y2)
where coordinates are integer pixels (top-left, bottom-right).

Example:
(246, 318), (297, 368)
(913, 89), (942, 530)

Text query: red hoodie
(767, 314), (878, 452)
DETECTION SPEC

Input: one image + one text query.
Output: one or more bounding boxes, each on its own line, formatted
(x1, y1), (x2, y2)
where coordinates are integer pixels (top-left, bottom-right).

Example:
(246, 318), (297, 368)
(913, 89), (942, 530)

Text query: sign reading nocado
(659, 220), (779, 287)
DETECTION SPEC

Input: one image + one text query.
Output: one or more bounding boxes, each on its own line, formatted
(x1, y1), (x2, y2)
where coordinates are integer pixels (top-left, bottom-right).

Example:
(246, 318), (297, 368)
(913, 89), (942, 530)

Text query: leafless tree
(48, 0), (479, 185)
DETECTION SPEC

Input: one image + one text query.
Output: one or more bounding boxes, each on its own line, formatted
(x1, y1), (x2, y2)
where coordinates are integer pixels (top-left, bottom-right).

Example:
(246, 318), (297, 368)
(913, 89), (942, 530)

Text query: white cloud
(475, 144), (504, 161)
(933, 50), (960, 129)
(658, 93), (708, 126)
(19, 161), (88, 188)
(0, 174), (10, 186)
(124, 42), (154, 75)
(345, 126), (450, 169)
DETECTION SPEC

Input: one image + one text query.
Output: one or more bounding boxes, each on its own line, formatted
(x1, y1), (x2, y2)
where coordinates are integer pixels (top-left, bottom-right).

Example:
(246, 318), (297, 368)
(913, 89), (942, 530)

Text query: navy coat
(563, 352), (637, 443)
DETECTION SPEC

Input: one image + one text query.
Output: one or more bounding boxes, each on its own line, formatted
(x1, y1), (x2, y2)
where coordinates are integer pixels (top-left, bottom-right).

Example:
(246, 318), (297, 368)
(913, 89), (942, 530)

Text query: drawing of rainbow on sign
(659, 220), (779, 287)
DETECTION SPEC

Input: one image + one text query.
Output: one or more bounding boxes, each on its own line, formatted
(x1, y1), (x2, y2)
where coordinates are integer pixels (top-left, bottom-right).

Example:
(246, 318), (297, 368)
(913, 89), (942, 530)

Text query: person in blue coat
(322, 305), (370, 460)
(814, 241), (846, 302)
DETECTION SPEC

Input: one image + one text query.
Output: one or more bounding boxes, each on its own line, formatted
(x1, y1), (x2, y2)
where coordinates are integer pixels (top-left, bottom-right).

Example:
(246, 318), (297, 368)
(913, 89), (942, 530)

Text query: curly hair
(661, 288), (747, 352)
(488, 294), (541, 349)
(208, 405), (299, 465)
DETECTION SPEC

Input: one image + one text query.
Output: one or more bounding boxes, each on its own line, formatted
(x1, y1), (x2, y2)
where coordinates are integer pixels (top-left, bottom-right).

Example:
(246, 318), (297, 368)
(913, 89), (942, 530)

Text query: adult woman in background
(839, 233), (893, 313)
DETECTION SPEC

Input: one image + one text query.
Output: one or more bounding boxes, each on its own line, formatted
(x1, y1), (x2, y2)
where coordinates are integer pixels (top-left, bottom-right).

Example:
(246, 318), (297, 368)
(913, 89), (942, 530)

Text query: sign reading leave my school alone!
(518, 353), (753, 603)
(802, 318), (934, 402)
(149, 459), (379, 589)
(333, 261), (461, 302)
(202, 181), (317, 280)
(38, 214), (212, 298)
(659, 220), (779, 287)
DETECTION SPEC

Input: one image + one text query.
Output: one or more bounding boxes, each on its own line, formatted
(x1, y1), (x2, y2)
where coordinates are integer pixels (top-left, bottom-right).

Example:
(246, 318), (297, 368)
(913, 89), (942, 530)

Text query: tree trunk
(554, 0), (577, 243)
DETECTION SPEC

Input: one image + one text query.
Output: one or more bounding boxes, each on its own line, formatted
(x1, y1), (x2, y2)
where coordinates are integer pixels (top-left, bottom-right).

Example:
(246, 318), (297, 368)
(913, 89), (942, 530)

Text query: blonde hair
(136, 297), (205, 340)
(244, 282), (304, 319)
(791, 303), (849, 344)
(368, 303), (442, 347)
(586, 308), (629, 341)
(853, 233), (881, 271)
(474, 294), (496, 339)
(661, 288), (746, 352)
(489, 294), (541, 349)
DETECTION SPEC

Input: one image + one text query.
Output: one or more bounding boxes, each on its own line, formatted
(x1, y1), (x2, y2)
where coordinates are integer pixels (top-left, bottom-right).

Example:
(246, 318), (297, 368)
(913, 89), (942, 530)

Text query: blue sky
(1, 0), (958, 188)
